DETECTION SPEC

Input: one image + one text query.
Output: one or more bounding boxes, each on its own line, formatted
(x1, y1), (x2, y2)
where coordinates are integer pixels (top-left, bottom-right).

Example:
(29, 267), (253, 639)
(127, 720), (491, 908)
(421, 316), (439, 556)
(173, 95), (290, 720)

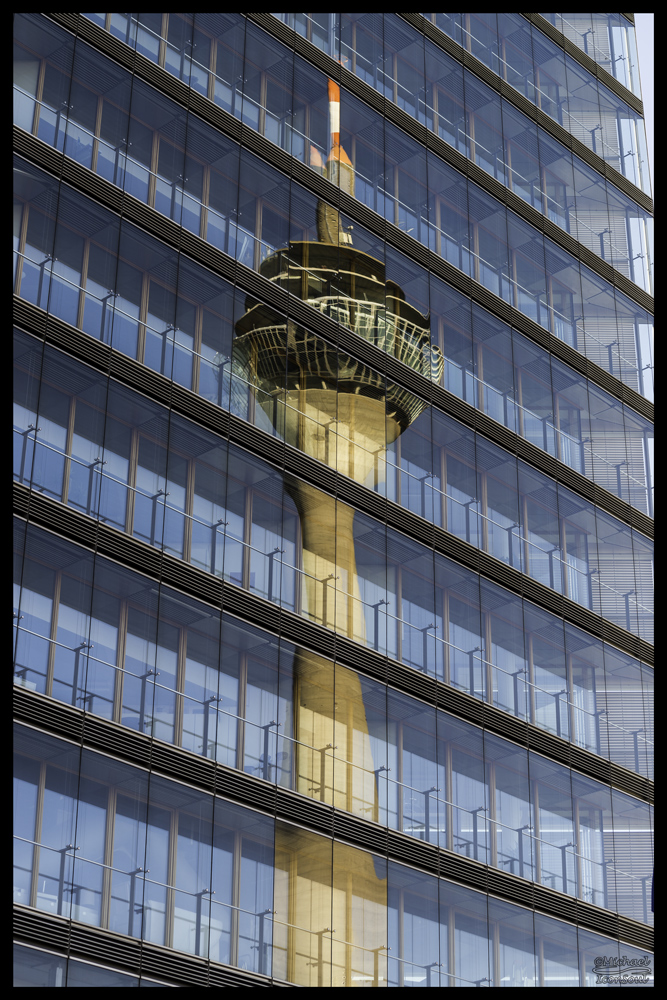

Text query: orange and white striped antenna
(326, 78), (355, 201)
(328, 79), (341, 147)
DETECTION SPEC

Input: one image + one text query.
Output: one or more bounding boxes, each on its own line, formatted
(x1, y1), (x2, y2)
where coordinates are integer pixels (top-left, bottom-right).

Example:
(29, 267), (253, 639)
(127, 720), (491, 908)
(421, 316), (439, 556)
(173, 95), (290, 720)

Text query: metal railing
(13, 812), (653, 931)
(15, 72), (654, 366)
(19, 238), (653, 517)
(12, 835), (273, 971)
(13, 613), (654, 781)
(13, 416), (653, 641)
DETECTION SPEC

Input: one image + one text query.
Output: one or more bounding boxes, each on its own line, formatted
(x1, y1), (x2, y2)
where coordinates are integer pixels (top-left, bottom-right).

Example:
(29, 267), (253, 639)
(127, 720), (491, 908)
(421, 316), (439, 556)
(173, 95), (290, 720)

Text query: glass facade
(13, 723), (653, 985)
(14, 12), (652, 989)
(13, 519), (654, 912)
(273, 12), (653, 280)
(419, 13), (651, 193)
(539, 14), (642, 97)
(12, 155), (655, 513)
(14, 13), (655, 391)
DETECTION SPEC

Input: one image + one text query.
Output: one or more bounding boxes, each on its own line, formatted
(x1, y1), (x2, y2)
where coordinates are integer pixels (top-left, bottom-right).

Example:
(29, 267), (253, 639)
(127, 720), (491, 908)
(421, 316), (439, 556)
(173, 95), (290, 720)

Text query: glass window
(630, 529), (654, 645)
(497, 14), (536, 104)
(273, 823), (333, 986)
(558, 489), (596, 612)
(353, 510), (390, 653)
(424, 36), (465, 154)
(13, 14), (75, 147)
(476, 436), (522, 571)
(429, 273), (475, 404)
(292, 57), (329, 169)
(436, 555), (483, 698)
(512, 331), (557, 459)
(439, 715), (488, 863)
(465, 72), (507, 187)
(472, 303), (517, 434)
(387, 865), (442, 986)
(481, 580), (527, 720)
(14, 724), (277, 974)
(236, 150), (291, 272)
(334, 842), (386, 988)
(464, 14), (499, 75)
(427, 153), (471, 278)
(445, 879), (490, 987)
(534, 912), (579, 986)
(501, 99), (541, 211)
(340, 14), (384, 95)
(610, 788), (653, 925)
(640, 664), (654, 782)
(570, 772), (612, 913)
(242, 22), (294, 155)
(488, 897), (536, 987)
(530, 753), (575, 896)
(507, 213), (547, 328)
(13, 945), (67, 988)
(387, 690), (438, 843)
(485, 734), (534, 883)
(524, 601), (568, 741)
(564, 621), (605, 756)
(243, 632), (292, 788)
(519, 464), (562, 593)
(198, 13), (246, 116)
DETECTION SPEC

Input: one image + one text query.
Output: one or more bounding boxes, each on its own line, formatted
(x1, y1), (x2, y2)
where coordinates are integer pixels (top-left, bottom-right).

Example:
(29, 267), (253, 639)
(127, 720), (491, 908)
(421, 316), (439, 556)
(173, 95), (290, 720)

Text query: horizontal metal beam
(12, 905), (282, 987)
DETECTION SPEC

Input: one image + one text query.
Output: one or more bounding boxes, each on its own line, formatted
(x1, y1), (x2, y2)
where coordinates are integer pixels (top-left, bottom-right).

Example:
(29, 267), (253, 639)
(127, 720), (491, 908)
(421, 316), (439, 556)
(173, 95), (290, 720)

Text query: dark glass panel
(534, 912), (579, 986)
(485, 733), (534, 882)
(13, 944), (67, 988)
(387, 864), (441, 986)
(488, 897), (536, 987)
(530, 753), (575, 896)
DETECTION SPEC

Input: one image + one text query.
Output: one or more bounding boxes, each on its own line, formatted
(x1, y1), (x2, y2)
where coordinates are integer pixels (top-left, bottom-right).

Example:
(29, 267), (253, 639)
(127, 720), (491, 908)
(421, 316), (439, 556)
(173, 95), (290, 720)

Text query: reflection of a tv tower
(233, 78), (442, 642)
(230, 82), (442, 921)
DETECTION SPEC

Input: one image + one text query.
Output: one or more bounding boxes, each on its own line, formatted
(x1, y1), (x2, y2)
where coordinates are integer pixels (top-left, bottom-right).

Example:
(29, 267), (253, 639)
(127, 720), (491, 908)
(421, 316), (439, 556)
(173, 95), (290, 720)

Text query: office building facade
(13, 12), (653, 987)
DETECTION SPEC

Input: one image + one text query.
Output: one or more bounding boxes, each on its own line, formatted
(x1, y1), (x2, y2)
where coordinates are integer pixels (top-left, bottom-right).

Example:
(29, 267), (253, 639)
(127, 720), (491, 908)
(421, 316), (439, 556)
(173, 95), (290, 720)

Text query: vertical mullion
(100, 785), (116, 928)
(182, 455), (195, 565)
(445, 737), (453, 852)
(77, 239), (90, 331)
(532, 777), (542, 889)
(236, 651), (248, 773)
(91, 93), (103, 174)
(126, 427), (139, 536)
(45, 570), (62, 699)
(174, 623), (187, 749)
(164, 809), (178, 949)
(191, 302), (204, 398)
(137, 271), (150, 366)
(60, 395), (76, 507)
(28, 762), (47, 909)
(229, 829), (242, 968)
(32, 59), (47, 136)
(14, 201), (30, 294)
(488, 759), (498, 870)
(243, 487), (252, 591)
(158, 15), (169, 70)
(113, 599), (129, 724)
(483, 609), (493, 706)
